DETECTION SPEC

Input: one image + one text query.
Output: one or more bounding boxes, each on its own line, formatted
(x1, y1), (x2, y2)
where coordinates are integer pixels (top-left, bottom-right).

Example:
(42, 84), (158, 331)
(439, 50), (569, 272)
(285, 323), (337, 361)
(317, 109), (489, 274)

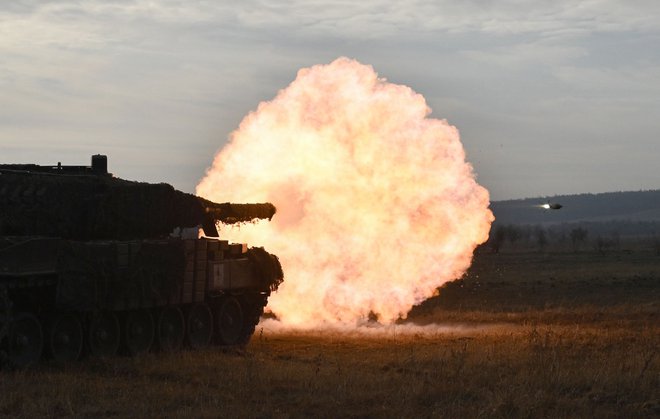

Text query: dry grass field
(1, 249), (658, 418)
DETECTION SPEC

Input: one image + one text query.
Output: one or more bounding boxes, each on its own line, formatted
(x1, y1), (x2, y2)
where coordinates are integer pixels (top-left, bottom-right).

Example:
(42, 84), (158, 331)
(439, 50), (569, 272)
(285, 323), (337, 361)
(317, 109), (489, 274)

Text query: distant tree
(505, 225), (521, 248)
(652, 236), (660, 256)
(490, 225), (506, 253)
(557, 231), (567, 247)
(535, 226), (548, 252)
(610, 231), (621, 251)
(594, 235), (616, 255)
(570, 227), (588, 252)
(520, 225), (532, 245)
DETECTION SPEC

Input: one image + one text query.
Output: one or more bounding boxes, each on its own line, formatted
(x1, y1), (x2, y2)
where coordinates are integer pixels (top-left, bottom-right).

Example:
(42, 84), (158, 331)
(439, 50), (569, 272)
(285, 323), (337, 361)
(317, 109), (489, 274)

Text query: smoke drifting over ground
(197, 57), (493, 328)
(257, 319), (510, 339)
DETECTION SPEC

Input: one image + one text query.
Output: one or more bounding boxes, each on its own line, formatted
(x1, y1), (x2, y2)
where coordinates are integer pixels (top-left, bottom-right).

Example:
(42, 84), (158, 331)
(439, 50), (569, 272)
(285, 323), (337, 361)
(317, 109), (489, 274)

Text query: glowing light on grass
(197, 57), (493, 328)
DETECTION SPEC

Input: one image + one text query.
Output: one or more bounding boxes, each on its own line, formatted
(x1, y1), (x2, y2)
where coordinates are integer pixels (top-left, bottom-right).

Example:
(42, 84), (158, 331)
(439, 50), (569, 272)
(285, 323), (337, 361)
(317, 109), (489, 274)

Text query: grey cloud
(6, 1), (659, 41)
(1, 1), (659, 198)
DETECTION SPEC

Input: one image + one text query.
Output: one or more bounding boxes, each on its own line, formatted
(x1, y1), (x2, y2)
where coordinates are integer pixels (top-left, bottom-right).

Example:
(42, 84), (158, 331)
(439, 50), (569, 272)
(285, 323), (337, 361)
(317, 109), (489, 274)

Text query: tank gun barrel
(198, 200), (276, 237)
(202, 201), (276, 225)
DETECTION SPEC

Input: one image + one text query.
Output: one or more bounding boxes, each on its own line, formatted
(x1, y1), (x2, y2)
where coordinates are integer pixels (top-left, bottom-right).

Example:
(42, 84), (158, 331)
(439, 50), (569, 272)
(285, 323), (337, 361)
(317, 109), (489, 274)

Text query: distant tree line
(490, 189), (660, 225)
(485, 220), (660, 255)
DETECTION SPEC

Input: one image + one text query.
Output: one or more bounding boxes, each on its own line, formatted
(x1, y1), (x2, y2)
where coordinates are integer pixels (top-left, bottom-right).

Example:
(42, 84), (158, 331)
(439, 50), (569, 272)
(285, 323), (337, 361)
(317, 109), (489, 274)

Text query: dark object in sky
(0, 155), (276, 240)
(542, 202), (563, 210)
(0, 155), (283, 367)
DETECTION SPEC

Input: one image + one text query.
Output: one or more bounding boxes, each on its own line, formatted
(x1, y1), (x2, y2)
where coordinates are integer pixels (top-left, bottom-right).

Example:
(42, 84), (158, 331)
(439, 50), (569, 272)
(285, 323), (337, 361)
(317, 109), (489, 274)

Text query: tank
(0, 155), (283, 368)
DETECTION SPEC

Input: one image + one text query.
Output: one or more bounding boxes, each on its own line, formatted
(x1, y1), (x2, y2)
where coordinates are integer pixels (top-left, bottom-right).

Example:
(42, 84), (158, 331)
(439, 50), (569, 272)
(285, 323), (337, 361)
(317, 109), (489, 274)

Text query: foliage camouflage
(0, 169), (275, 240)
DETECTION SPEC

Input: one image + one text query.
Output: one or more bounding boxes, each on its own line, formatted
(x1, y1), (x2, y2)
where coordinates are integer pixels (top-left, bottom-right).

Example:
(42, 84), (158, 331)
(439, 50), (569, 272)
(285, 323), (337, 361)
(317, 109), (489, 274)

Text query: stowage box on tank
(0, 155), (283, 367)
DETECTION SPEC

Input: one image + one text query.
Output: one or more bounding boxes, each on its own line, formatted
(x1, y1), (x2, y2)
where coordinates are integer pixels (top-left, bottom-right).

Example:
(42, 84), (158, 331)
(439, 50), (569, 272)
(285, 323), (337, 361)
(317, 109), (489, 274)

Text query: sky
(1, 0), (659, 200)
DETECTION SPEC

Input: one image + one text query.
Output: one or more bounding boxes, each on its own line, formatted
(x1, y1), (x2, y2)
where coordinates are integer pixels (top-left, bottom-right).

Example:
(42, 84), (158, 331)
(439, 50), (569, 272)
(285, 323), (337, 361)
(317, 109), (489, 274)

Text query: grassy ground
(1, 249), (658, 418)
(410, 248), (659, 325)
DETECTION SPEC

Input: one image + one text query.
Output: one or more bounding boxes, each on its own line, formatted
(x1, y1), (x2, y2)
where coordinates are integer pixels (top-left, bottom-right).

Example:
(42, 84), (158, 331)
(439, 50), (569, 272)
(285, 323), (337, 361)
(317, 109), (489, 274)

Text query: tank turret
(0, 155), (275, 240)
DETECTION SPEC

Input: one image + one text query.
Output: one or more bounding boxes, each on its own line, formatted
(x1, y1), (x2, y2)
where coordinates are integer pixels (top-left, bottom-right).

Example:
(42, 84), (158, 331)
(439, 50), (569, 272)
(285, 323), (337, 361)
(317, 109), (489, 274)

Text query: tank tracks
(0, 288), (268, 369)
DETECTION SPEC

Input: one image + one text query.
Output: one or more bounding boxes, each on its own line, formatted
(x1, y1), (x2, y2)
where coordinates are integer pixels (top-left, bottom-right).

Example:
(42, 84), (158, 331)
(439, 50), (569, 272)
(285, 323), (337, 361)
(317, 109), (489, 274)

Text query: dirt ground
(1, 249), (658, 418)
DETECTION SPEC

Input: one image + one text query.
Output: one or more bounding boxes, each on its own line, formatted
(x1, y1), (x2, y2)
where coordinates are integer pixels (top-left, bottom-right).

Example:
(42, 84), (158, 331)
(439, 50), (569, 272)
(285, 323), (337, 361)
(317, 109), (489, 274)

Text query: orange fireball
(197, 57), (493, 328)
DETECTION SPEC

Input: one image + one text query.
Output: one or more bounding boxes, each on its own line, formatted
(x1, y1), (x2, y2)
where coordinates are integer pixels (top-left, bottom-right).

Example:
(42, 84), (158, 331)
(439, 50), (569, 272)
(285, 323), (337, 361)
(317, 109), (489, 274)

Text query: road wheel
(215, 296), (244, 346)
(124, 309), (154, 356)
(237, 294), (268, 345)
(157, 306), (184, 352)
(187, 303), (213, 349)
(8, 312), (43, 368)
(49, 313), (83, 364)
(88, 311), (120, 357)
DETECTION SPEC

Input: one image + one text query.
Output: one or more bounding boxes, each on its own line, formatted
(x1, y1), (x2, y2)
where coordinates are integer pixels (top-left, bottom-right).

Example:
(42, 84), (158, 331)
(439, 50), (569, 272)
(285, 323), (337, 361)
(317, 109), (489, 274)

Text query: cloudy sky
(1, 0), (658, 200)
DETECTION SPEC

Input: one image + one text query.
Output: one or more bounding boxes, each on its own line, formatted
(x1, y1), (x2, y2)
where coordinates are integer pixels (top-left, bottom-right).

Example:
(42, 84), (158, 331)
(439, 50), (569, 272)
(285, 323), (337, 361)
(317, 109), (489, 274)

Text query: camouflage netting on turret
(0, 171), (276, 240)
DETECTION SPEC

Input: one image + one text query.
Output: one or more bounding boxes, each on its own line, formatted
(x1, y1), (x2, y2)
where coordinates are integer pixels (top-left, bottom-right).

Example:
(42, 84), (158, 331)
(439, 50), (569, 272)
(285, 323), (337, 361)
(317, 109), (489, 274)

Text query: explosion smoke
(197, 57), (493, 328)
